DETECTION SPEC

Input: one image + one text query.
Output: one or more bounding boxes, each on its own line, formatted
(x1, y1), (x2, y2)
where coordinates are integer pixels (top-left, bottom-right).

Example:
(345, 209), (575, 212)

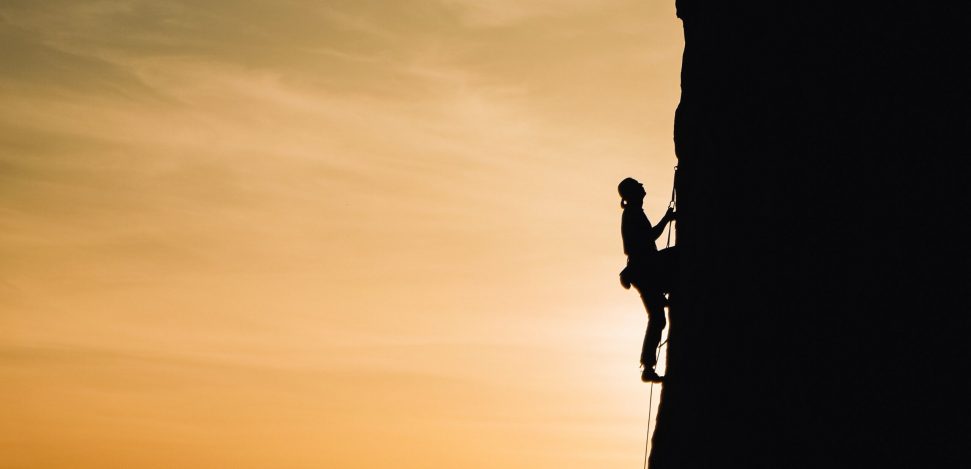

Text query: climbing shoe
(641, 369), (663, 383)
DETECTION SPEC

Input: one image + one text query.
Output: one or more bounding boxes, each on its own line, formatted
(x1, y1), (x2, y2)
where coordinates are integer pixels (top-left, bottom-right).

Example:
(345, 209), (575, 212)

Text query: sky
(0, 1), (683, 467)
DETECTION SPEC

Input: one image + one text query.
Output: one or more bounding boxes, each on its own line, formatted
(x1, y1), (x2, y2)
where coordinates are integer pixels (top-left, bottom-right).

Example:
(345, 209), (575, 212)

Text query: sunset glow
(0, 2), (683, 467)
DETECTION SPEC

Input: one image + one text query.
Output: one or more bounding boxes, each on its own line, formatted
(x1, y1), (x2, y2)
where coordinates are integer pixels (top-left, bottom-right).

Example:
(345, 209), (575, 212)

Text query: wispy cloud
(440, 0), (634, 27)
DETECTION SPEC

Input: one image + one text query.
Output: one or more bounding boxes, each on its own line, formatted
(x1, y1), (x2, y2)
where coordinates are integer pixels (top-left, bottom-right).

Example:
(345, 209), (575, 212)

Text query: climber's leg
(639, 291), (667, 371)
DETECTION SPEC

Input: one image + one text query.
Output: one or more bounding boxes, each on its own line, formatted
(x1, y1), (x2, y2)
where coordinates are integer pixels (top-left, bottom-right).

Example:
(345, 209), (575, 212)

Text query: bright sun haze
(0, 1), (683, 467)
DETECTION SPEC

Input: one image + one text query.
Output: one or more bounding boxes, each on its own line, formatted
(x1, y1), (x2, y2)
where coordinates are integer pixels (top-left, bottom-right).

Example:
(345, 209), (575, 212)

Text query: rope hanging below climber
(616, 166), (679, 469)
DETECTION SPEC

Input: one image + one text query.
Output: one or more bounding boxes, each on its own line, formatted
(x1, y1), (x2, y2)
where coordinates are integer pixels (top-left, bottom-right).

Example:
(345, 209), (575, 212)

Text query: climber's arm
(651, 208), (676, 241)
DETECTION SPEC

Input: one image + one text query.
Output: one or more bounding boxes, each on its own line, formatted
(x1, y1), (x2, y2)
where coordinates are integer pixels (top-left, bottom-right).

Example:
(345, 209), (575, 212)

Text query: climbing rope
(643, 333), (669, 468)
(665, 165), (678, 248)
(643, 338), (666, 469)
(643, 166), (678, 469)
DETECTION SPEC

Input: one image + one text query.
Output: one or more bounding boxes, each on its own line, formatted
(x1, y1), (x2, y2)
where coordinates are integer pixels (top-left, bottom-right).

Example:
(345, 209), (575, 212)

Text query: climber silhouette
(617, 177), (677, 383)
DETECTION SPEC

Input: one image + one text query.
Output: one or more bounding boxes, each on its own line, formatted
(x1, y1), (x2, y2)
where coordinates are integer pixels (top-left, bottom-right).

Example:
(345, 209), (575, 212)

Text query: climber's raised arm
(651, 207), (676, 241)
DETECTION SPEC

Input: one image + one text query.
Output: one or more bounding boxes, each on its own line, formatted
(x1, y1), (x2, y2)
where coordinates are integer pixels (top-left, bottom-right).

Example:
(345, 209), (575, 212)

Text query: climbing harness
(643, 166), (678, 469)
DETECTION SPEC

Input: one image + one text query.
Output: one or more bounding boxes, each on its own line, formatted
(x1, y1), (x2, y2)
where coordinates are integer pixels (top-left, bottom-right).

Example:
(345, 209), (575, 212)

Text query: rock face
(652, 2), (968, 467)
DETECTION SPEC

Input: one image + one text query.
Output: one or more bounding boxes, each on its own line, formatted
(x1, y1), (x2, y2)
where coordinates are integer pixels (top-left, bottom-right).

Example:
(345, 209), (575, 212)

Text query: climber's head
(618, 177), (646, 208)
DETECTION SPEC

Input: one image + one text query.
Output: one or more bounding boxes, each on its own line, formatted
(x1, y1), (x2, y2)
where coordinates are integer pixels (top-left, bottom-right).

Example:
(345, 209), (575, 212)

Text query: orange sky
(0, 1), (683, 467)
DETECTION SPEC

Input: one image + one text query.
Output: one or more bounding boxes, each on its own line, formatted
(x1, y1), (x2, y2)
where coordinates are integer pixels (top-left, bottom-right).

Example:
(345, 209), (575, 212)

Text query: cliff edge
(651, 3), (969, 467)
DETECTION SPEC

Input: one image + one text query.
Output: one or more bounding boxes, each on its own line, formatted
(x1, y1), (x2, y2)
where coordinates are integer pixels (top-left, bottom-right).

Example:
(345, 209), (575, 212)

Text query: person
(617, 177), (677, 382)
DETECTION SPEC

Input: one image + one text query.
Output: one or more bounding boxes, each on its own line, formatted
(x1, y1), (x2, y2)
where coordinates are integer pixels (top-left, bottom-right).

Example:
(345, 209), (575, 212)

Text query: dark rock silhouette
(649, 2), (969, 468)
